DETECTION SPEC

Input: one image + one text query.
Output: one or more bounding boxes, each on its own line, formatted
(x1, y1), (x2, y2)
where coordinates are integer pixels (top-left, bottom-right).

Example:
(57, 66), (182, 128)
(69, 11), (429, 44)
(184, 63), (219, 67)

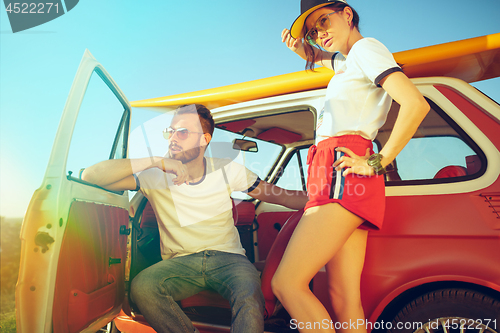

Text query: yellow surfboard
(131, 33), (500, 110)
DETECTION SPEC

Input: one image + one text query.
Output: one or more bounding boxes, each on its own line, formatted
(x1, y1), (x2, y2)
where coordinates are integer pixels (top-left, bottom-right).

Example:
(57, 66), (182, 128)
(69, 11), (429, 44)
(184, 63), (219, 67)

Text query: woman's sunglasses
(163, 127), (204, 140)
(304, 10), (341, 46)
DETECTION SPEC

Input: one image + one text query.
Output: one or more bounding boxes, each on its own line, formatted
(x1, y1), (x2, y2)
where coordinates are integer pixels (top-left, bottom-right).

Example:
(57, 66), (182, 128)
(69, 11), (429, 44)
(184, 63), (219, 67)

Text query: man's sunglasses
(163, 127), (204, 140)
(304, 10), (341, 46)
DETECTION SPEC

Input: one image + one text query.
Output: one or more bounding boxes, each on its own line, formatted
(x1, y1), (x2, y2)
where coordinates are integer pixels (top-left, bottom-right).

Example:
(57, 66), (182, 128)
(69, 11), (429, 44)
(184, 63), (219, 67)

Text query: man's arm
(247, 181), (309, 210)
(81, 157), (189, 191)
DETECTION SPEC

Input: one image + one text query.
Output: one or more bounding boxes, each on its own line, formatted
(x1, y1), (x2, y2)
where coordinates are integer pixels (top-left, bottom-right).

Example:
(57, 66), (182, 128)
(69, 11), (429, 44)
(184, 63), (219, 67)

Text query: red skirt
(305, 135), (385, 230)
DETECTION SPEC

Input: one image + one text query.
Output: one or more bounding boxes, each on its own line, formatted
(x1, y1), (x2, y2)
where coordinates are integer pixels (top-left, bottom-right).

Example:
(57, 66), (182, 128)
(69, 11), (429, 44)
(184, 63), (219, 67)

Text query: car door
(16, 50), (131, 333)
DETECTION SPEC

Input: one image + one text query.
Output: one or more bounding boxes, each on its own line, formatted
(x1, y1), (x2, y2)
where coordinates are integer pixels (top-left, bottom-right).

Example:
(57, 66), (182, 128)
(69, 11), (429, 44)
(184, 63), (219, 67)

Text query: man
(82, 104), (308, 333)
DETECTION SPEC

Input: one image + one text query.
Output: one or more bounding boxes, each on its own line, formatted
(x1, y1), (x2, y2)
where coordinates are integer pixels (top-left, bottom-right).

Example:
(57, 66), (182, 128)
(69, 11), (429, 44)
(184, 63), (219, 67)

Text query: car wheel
(388, 289), (500, 333)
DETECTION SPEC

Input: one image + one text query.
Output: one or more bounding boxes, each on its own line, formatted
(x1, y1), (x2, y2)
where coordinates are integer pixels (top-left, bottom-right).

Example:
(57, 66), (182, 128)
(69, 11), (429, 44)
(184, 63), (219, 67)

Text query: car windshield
(210, 127), (283, 200)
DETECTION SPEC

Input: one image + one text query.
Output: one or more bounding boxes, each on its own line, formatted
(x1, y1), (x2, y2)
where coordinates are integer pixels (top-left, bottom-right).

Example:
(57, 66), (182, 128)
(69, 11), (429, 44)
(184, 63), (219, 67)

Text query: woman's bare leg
(271, 203), (364, 333)
(326, 228), (368, 333)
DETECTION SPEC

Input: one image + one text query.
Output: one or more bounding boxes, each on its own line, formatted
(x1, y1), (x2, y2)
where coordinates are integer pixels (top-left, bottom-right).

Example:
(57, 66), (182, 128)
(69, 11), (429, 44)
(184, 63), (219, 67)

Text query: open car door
(16, 50), (131, 333)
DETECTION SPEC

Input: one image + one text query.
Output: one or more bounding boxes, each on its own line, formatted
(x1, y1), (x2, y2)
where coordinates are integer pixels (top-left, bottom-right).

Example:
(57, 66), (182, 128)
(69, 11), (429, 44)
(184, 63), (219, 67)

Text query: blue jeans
(130, 250), (264, 333)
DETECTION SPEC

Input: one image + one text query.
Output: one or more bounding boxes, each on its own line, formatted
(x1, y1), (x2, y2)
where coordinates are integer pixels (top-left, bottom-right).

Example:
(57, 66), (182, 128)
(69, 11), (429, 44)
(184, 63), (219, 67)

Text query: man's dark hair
(175, 104), (215, 138)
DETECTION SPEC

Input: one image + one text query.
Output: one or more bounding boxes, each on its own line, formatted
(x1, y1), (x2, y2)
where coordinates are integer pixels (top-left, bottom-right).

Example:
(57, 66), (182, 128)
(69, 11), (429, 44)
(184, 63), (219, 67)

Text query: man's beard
(169, 146), (201, 164)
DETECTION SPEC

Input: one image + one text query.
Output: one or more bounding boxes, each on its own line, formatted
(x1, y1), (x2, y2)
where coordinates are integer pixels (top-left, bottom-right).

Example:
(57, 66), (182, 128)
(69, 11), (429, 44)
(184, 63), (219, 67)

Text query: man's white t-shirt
(136, 157), (260, 260)
(316, 38), (402, 143)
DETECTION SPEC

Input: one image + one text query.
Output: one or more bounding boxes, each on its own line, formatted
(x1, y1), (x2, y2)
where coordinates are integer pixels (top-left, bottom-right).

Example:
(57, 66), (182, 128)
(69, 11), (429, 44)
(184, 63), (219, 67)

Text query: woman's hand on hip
(333, 147), (376, 177)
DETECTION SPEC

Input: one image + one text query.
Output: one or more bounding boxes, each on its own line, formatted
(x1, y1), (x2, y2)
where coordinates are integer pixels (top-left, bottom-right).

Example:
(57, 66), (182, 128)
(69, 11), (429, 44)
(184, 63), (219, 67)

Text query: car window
(275, 148), (309, 191)
(396, 136), (476, 181)
(209, 127), (283, 200)
(211, 128), (283, 179)
(66, 71), (129, 179)
(379, 99), (484, 184)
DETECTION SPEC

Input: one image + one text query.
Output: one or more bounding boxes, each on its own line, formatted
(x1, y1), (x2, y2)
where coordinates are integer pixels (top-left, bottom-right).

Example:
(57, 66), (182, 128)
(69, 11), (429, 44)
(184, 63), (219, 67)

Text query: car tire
(388, 289), (500, 333)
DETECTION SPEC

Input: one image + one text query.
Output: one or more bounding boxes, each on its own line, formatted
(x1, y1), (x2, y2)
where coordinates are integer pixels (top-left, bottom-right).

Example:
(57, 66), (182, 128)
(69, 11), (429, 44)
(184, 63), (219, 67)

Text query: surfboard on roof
(131, 33), (500, 110)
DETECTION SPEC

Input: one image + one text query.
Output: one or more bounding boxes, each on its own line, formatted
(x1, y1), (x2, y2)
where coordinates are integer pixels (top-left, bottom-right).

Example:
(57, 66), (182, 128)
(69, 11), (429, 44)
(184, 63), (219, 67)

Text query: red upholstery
(466, 155), (481, 174)
(217, 119), (256, 133)
(140, 201), (157, 229)
(53, 202), (128, 333)
(256, 211), (295, 260)
(434, 165), (468, 179)
(256, 127), (302, 144)
(260, 209), (303, 318)
(233, 200), (255, 225)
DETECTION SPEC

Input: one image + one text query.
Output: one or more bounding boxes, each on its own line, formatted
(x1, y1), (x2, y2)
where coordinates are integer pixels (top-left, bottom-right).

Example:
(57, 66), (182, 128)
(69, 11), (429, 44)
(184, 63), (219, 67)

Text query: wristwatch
(367, 153), (386, 175)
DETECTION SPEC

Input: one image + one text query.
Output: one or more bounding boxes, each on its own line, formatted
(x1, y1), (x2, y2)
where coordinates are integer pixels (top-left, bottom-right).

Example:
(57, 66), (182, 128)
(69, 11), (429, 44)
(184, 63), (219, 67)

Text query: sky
(1, 0), (499, 217)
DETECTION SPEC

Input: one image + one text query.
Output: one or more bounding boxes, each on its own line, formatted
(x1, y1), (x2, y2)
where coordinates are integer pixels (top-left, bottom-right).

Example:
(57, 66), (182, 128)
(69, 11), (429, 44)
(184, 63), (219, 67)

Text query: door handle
(109, 257), (121, 266)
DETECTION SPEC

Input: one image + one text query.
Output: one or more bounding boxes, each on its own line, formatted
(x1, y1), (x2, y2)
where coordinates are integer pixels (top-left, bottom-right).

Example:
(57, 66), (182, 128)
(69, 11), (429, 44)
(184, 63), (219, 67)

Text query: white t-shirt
(316, 38), (402, 142)
(136, 157), (260, 260)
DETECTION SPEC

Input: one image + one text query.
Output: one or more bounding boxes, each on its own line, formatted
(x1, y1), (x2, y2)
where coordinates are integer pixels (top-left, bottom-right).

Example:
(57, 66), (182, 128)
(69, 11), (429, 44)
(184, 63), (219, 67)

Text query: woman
(271, 0), (429, 331)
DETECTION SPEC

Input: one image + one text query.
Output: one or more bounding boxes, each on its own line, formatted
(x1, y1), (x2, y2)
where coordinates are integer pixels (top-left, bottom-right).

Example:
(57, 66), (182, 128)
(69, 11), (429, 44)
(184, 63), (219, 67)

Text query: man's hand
(155, 158), (189, 185)
(248, 181), (309, 210)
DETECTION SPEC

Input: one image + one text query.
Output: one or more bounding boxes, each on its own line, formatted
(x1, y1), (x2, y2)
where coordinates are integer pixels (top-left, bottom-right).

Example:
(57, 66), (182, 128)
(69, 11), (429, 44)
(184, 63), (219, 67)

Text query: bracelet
(367, 153), (386, 175)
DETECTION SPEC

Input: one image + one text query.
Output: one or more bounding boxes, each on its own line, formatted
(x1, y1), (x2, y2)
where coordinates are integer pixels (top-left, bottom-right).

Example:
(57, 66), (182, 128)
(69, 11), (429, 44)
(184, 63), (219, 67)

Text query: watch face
(368, 154), (381, 166)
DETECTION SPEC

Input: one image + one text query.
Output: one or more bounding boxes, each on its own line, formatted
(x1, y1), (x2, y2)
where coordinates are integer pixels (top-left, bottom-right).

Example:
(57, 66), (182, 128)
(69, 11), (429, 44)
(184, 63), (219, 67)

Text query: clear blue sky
(1, 0), (499, 217)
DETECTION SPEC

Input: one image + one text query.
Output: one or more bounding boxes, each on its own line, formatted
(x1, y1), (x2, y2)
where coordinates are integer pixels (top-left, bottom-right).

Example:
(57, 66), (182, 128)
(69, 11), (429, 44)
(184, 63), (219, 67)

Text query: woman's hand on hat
(282, 28), (303, 53)
(333, 147), (375, 177)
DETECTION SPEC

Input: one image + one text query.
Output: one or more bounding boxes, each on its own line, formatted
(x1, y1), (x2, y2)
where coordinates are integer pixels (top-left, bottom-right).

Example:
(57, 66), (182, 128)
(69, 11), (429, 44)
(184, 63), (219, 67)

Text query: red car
(17, 33), (500, 333)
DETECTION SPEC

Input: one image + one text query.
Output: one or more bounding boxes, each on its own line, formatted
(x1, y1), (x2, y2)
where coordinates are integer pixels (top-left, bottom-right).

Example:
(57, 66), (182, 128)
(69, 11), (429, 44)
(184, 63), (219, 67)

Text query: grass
(1, 216), (22, 333)
(0, 310), (16, 332)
